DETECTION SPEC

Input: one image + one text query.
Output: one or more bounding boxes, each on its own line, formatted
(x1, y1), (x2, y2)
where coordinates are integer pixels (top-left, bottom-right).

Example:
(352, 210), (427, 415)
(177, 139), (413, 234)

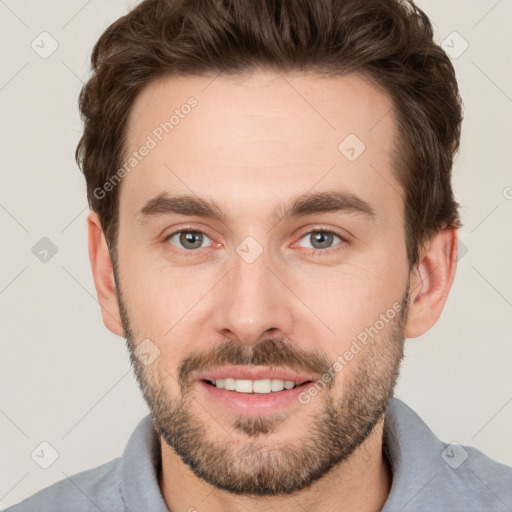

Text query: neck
(159, 417), (392, 512)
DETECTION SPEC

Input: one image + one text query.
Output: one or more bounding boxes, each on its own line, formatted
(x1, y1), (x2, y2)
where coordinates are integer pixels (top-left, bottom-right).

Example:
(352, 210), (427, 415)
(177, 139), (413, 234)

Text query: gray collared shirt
(6, 397), (512, 511)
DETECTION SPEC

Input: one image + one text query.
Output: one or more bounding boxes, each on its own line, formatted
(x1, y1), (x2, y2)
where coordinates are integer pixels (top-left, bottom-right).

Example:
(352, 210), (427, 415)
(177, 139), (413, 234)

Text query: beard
(113, 265), (410, 496)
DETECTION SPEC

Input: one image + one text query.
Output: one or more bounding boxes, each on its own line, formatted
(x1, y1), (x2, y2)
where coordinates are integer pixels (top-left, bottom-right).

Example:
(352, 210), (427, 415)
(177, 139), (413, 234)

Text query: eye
(165, 229), (213, 250)
(297, 229), (346, 251)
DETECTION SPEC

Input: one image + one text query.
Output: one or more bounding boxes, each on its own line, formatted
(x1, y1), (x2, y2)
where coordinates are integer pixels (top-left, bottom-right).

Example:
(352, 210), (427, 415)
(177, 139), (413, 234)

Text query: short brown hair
(76, 0), (463, 268)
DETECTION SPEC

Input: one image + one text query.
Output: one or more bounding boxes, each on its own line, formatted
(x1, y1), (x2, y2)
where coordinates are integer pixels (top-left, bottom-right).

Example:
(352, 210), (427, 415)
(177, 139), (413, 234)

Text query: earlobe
(404, 228), (458, 338)
(87, 211), (125, 337)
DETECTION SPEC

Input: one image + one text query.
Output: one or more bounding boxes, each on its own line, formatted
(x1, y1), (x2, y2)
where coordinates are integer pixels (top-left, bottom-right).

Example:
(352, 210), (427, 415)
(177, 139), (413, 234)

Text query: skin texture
(88, 71), (458, 512)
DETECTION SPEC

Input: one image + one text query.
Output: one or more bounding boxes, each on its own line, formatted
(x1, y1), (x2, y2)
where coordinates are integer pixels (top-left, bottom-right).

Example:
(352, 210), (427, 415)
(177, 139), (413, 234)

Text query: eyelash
(163, 226), (348, 257)
(296, 228), (348, 256)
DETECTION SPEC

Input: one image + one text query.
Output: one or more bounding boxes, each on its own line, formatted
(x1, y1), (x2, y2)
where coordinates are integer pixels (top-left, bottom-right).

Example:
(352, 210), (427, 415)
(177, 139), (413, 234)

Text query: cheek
(129, 277), (193, 325)
(118, 235), (182, 308)
(295, 262), (399, 336)
(119, 266), (205, 383)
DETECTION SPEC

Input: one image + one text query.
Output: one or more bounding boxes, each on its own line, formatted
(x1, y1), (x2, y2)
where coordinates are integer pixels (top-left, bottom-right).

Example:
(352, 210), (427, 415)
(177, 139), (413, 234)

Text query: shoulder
(6, 414), (163, 512)
(384, 398), (512, 511)
(432, 443), (512, 510)
(5, 458), (124, 512)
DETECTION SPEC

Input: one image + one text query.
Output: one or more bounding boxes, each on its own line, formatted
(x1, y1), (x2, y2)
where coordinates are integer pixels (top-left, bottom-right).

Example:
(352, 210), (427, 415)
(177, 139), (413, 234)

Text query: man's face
(113, 71), (411, 495)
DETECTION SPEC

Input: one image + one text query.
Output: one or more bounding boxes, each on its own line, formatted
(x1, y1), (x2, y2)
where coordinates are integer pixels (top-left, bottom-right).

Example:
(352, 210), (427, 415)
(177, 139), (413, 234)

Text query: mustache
(178, 337), (333, 392)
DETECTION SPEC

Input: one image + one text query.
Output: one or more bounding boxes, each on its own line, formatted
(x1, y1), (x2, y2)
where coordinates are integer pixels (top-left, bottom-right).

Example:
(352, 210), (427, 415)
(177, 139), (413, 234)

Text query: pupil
(312, 232), (332, 249)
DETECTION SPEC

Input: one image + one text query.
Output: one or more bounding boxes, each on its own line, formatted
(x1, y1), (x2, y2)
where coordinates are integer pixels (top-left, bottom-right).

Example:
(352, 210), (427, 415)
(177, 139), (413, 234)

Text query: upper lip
(197, 365), (315, 385)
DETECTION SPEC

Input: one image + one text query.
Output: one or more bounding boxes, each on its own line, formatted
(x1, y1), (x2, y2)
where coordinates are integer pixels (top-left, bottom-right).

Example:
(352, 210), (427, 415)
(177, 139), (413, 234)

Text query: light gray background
(1, 0), (511, 508)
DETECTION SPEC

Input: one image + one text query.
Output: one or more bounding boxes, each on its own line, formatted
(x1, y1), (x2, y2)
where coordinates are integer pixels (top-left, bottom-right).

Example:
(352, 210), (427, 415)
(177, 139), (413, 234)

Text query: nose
(213, 248), (295, 346)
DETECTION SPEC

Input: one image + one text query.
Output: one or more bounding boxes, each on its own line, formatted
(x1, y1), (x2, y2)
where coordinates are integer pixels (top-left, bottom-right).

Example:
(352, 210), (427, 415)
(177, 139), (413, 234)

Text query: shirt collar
(119, 415), (169, 512)
(381, 397), (444, 511)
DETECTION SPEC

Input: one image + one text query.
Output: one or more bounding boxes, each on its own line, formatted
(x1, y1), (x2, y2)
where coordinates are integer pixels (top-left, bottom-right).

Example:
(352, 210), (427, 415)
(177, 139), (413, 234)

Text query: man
(8, 0), (512, 510)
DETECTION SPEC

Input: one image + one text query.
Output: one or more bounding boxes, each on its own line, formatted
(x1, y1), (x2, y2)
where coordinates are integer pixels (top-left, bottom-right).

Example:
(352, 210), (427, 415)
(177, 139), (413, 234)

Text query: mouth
(196, 366), (317, 416)
(202, 378), (311, 393)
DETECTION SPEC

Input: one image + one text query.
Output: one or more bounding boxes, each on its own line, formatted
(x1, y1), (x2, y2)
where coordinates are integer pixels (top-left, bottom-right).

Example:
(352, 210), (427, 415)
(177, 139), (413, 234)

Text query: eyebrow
(137, 190), (376, 225)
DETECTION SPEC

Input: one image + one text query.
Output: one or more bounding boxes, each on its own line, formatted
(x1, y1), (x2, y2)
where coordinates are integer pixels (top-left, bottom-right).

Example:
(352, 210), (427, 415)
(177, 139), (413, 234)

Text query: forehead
(120, 71), (402, 224)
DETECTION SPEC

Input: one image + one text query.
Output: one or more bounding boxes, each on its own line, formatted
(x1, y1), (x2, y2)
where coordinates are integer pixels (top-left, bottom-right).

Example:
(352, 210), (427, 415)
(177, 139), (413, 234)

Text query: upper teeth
(212, 378), (297, 393)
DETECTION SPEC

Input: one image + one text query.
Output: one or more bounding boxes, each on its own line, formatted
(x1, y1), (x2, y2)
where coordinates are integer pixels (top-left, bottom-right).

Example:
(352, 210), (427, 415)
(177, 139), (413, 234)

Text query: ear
(405, 228), (458, 338)
(87, 211), (124, 337)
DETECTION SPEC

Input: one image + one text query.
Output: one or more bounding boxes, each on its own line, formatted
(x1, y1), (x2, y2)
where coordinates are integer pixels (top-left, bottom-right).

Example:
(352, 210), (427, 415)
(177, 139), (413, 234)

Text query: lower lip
(197, 380), (313, 416)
